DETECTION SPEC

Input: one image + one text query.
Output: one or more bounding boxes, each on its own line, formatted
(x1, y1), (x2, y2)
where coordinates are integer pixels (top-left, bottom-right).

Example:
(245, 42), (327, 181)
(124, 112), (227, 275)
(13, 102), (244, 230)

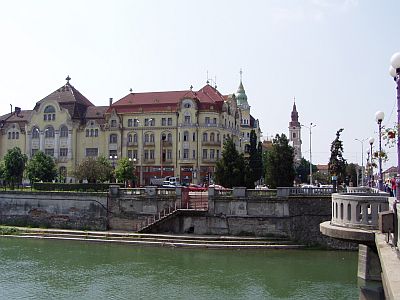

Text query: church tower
(289, 99), (302, 163)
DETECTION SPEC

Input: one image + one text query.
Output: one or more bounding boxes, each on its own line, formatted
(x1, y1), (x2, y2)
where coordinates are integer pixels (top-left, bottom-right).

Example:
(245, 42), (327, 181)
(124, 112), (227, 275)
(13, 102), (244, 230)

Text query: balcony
(202, 141), (221, 147)
(162, 141), (173, 147)
(127, 141), (138, 147)
(144, 141), (155, 147)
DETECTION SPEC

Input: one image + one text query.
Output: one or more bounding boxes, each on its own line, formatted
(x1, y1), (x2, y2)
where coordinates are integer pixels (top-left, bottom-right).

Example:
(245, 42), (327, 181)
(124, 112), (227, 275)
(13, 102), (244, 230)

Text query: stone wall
(0, 191), (108, 230)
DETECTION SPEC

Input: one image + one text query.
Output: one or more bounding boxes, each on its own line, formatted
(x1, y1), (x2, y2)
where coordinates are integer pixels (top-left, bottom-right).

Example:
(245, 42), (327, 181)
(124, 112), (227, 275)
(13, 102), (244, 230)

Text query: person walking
(391, 176), (397, 197)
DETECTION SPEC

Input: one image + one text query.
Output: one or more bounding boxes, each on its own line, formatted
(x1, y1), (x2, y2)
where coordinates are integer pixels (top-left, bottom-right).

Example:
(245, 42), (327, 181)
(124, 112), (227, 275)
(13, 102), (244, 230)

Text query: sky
(0, 0), (399, 170)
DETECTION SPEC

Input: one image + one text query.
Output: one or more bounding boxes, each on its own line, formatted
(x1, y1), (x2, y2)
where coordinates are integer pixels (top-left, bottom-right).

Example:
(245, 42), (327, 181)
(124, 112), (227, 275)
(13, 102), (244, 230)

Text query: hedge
(32, 182), (124, 192)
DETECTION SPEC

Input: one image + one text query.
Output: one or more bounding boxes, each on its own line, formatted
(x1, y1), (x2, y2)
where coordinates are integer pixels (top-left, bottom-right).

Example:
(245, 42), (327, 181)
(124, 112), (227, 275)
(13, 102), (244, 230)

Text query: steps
(2, 227), (305, 250)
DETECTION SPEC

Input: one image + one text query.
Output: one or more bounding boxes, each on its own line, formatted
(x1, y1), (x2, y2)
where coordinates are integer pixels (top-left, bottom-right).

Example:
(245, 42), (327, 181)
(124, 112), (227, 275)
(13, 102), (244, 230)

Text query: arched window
(203, 133), (208, 142)
(217, 133), (220, 142)
(44, 105), (55, 113)
(133, 134), (138, 143)
(60, 126), (68, 138)
(167, 133), (172, 142)
(109, 134), (117, 144)
(150, 134), (155, 143)
(128, 134), (133, 143)
(32, 127), (40, 139)
(45, 126), (55, 138)
(145, 134), (150, 143)
(210, 132), (215, 142)
(12, 132), (15, 139)
(8, 132), (11, 139)
(16, 132), (19, 139)
(90, 129), (94, 137)
(44, 106), (56, 122)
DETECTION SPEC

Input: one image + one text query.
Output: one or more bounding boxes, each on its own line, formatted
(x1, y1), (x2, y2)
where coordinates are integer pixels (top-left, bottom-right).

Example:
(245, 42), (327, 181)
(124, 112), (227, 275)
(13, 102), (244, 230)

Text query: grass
(0, 226), (21, 235)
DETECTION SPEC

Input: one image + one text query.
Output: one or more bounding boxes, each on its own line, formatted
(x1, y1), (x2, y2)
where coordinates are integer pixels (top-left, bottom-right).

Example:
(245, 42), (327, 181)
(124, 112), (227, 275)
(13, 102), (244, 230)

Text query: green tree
(26, 151), (57, 183)
(264, 134), (295, 188)
(115, 157), (136, 186)
(4, 147), (27, 188)
(96, 156), (113, 183)
(346, 163), (358, 187)
(215, 138), (246, 188)
(0, 160), (5, 185)
(295, 158), (317, 184)
(247, 130), (263, 188)
(328, 129), (347, 184)
(74, 157), (113, 183)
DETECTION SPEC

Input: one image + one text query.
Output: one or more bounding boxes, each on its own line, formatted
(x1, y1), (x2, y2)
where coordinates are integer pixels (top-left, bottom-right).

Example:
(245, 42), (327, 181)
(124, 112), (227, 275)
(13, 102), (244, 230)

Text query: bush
(32, 182), (124, 192)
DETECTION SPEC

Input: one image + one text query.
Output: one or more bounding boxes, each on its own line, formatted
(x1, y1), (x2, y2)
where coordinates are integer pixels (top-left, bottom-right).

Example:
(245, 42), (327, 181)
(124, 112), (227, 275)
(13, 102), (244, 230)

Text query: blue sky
(0, 0), (399, 169)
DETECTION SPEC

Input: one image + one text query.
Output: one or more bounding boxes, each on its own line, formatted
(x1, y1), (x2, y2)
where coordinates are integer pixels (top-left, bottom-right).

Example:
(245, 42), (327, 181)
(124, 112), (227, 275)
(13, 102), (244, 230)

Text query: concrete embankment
(1, 227), (306, 250)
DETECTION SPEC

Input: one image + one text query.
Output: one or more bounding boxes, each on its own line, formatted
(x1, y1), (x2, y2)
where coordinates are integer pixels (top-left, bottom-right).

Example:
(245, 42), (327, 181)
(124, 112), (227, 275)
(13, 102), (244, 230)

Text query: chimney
(109, 98), (113, 107)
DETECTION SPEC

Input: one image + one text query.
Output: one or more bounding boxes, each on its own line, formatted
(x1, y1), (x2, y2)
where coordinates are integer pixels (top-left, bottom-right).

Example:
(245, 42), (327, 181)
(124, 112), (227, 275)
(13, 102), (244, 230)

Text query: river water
(0, 238), (358, 299)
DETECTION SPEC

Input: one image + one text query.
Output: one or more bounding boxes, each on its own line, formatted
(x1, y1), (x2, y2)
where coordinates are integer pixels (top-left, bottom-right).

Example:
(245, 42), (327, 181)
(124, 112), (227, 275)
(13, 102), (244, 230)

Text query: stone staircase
(3, 227), (305, 250)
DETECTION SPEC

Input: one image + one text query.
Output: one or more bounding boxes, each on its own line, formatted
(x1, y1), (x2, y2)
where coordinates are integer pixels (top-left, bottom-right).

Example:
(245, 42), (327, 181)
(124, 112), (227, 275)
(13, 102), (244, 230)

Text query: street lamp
(355, 138), (367, 186)
(302, 122), (316, 185)
(368, 137), (374, 187)
(375, 111), (385, 191)
(109, 154), (117, 183)
(128, 157), (137, 187)
(390, 51), (400, 246)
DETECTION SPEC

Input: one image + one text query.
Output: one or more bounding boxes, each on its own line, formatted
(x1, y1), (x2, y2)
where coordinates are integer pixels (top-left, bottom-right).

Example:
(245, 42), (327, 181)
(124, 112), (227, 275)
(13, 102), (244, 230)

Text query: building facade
(0, 77), (261, 185)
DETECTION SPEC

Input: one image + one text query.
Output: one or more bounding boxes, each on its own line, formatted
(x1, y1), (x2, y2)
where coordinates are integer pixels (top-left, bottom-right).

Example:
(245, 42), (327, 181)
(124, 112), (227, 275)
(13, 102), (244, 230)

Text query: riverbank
(0, 226), (307, 250)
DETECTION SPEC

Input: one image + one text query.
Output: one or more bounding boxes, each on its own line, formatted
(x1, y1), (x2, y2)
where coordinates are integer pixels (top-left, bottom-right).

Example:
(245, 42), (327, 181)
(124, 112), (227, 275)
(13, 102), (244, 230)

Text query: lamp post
(375, 111), (385, 191)
(355, 138), (367, 186)
(109, 154), (117, 182)
(302, 122), (316, 185)
(390, 52), (400, 204)
(368, 137), (374, 187)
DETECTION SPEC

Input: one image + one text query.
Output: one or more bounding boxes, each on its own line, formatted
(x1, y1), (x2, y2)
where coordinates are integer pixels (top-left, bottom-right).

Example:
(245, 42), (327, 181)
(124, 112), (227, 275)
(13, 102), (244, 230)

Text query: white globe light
(391, 52), (400, 69)
(375, 110), (385, 123)
(369, 137), (375, 145)
(389, 66), (397, 78)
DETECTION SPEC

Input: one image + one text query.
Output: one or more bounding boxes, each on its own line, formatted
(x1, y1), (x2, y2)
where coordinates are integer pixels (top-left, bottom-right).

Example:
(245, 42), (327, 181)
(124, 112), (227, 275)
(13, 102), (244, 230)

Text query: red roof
(109, 84), (226, 114)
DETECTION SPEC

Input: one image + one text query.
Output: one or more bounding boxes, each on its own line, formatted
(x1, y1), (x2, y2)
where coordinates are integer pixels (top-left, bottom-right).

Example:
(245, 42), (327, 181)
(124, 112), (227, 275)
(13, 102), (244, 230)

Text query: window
(210, 149), (215, 159)
(203, 133), (208, 142)
(184, 116), (191, 124)
(167, 133), (172, 142)
(44, 105), (55, 113)
(184, 103), (191, 108)
(192, 133), (196, 141)
(32, 128), (40, 139)
(145, 134), (150, 143)
(133, 119), (139, 127)
(210, 133), (215, 142)
(44, 106), (56, 122)
(128, 119), (133, 127)
(31, 149), (38, 157)
(8, 132), (11, 139)
(145, 118), (154, 126)
(45, 148), (54, 157)
(128, 134), (133, 143)
(90, 129), (94, 137)
(60, 126), (68, 138)
(45, 127), (54, 138)
(293, 133), (296, 138)
(150, 150), (155, 160)
(150, 134), (155, 143)
(86, 148), (98, 157)
(86, 129), (89, 137)
(59, 148), (68, 157)
(183, 131), (189, 142)
(94, 129), (98, 137)
(133, 134), (138, 143)
(109, 150), (117, 158)
(213, 118), (217, 124)
(144, 150), (149, 160)
(205, 117), (210, 124)
(167, 149), (172, 160)
(183, 149), (189, 159)
(111, 120), (117, 127)
(109, 134), (118, 144)
(162, 118), (167, 126)
(168, 118), (173, 126)
(217, 134), (220, 142)
(217, 150), (220, 159)
(203, 149), (208, 159)
(15, 132), (19, 139)
(192, 150), (196, 159)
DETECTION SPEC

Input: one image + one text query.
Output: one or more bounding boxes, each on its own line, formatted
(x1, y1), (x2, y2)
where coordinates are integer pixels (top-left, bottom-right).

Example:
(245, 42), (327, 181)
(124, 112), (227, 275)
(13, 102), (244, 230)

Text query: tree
(4, 147), (27, 188)
(346, 163), (359, 187)
(115, 157), (136, 186)
(26, 151), (57, 183)
(0, 160), (5, 186)
(215, 138), (246, 188)
(328, 129), (347, 184)
(264, 134), (295, 188)
(247, 130), (263, 187)
(74, 156), (113, 183)
(295, 158), (317, 184)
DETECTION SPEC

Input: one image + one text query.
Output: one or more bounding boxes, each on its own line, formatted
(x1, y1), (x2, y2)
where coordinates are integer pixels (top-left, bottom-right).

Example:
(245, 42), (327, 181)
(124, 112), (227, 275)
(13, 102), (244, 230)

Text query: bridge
(320, 187), (400, 299)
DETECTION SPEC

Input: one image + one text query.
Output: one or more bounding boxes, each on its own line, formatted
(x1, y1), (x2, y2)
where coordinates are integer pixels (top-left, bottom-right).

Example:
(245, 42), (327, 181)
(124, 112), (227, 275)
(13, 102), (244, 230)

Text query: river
(0, 238), (358, 299)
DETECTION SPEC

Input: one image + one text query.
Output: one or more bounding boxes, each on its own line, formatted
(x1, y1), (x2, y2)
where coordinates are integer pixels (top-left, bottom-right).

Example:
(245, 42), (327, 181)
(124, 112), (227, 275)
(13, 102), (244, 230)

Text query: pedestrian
(391, 176), (397, 197)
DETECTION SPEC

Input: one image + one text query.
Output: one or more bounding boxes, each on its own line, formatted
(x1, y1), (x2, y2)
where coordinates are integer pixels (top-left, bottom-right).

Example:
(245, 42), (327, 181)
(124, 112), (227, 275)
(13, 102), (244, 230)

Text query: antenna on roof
(206, 70), (210, 84)
(214, 76), (217, 89)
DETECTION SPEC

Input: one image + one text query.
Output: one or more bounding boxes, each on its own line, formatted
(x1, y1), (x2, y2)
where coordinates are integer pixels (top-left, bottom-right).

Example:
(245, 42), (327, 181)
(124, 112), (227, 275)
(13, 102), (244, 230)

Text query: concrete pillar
(362, 204), (369, 225)
(358, 244), (382, 281)
(208, 187), (215, 214)
(54, 130), (59, 159)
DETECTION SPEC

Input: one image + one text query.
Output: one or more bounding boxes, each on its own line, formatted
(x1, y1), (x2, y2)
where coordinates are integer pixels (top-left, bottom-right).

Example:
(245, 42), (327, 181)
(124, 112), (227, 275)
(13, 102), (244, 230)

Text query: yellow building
(0, 76), (261, 185)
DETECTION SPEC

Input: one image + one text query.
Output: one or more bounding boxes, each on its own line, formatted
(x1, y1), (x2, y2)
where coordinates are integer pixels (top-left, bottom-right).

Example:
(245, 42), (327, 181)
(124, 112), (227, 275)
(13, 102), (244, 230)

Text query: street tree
(264, 134), (295, 188)
(215, 137), (246, 188)
(4, 147), (27, 188)
(247, 130), (263, 187)
(74, 156), (113, 183)
(295, 158), (317, 184)
(115, 157), (136, 186)
(26, 151), (57, 183)
(328, 128), (347, 184)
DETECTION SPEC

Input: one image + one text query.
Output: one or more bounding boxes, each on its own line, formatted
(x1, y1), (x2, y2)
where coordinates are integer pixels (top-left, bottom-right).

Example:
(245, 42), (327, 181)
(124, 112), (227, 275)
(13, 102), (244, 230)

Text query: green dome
(236, 80), (248, 106)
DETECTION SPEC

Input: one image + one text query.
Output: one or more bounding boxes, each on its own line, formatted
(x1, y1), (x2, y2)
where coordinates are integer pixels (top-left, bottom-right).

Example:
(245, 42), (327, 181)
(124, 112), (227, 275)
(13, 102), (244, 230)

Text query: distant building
(288, 100), (302, 163)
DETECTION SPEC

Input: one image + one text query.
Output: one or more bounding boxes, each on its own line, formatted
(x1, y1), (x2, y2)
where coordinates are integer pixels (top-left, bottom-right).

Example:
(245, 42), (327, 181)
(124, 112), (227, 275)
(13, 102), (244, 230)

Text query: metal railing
(277, 187), (333, 197)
